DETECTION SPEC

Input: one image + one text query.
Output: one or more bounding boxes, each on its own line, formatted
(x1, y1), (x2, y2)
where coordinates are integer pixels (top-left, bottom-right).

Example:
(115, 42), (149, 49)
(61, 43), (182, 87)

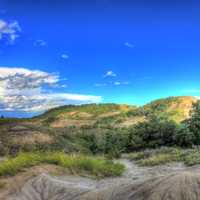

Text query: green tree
(174, 124), (194, 147)
(187, 100), (200, 144)
(130, 114), (179, 148)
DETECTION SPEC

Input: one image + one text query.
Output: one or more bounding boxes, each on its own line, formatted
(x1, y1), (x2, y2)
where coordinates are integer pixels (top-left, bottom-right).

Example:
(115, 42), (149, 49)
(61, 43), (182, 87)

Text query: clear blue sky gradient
(1, 0), (200, 114)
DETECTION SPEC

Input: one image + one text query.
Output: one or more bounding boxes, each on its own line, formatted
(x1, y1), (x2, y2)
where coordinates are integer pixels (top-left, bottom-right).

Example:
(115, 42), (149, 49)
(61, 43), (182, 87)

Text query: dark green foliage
(174, 124), (194, 147)
(126, 101), (200, 149)
(127, 114), (179, 149)
(187, 100), (200, 144)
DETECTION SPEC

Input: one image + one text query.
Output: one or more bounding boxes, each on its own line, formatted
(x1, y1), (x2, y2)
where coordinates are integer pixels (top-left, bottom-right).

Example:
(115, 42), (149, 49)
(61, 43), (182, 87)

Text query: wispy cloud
(34, 39), (47, 47)
(103, 70), (117, 77)
(94, 83), (107, 87)
(61, 54), (69, 59)
(124, 42), (134, 48)
(95, 81), (129, 87)
(0, 19), (21, 44)
(113, 81), (129, 86)
(0, 67), (102, 112)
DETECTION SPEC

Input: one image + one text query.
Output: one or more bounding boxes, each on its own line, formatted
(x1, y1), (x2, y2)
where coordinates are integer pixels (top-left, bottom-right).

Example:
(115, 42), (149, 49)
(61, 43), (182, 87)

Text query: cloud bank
(0, 67), (102, 112)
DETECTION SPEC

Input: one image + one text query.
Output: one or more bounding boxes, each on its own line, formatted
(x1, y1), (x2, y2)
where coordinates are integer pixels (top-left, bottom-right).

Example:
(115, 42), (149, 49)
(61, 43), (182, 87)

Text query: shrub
(174, 124), (194, 147)
(187, 101), (200, 144)
(128, 115), (179, 149)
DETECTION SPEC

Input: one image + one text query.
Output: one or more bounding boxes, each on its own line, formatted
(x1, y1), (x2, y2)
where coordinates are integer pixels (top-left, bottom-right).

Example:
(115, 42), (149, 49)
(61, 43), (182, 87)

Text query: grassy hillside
(0, 96), (197, 156)
(35, 103), (138, 128)
(143, 96), (197, 122)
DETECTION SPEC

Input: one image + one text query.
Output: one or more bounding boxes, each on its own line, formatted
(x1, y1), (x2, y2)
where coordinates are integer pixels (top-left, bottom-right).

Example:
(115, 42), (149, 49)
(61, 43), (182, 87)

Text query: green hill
(0, 96), (197, 156)
(143, 96), (197, 122)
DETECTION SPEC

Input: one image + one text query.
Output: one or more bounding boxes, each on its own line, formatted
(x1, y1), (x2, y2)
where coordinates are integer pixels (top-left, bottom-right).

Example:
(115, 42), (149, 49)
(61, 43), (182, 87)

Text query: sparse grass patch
(127, 148), (200, 167)
(124, 152), (150, 161)
(125, 147), (181, 162)
(138, 151), (182, 166)
(125, 147), (184, 166)
(0, 152), (125, 178)
(183, 150), (200, 166)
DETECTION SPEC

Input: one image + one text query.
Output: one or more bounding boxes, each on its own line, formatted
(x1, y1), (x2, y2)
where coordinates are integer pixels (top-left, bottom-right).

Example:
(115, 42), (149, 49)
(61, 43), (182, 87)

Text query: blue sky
(0, 0), (200, 117)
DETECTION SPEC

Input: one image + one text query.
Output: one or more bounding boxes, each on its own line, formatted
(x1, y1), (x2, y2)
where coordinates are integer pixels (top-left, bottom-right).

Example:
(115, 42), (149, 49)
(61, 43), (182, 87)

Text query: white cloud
(124, 42), (134, 48)
(0, 19), (21, 44)
(0, 67), (102, 112)
(95, 81), (129, 87)
(114, 81), (121, 85)
(104, 70), (116, 77)
(34, 39), (47, 47)
(61, 54), (69, 59)
(114, 81), (129, 86)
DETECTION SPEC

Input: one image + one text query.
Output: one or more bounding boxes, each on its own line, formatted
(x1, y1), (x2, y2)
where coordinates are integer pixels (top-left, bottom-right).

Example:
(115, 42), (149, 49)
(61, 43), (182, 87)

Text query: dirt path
(117, 159), (187, 182)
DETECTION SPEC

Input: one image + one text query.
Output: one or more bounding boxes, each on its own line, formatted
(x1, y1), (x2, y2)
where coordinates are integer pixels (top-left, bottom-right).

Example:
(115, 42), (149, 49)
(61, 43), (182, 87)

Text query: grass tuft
(0, 152), (125, 178)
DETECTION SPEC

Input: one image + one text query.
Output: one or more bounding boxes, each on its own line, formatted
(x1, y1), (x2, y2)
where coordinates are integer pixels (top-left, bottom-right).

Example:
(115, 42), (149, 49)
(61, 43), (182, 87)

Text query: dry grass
(11, 132), (54, 145)
(127, 148), (200, 167)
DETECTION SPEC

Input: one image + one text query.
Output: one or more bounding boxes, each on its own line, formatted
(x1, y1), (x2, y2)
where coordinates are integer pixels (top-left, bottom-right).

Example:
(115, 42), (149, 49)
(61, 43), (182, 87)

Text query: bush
(174, 124), (194, 147)
(127, 115), (179, 149)
(187, 101), (200, 144)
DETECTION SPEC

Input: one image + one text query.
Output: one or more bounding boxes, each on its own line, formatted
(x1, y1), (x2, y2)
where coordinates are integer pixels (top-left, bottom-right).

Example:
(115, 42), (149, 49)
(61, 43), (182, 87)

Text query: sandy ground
(3, 159), (200, 200)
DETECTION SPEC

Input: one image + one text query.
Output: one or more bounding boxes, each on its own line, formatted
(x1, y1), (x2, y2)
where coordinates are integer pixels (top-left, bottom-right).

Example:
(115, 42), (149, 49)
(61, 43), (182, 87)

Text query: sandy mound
(7, 171), (200, 200)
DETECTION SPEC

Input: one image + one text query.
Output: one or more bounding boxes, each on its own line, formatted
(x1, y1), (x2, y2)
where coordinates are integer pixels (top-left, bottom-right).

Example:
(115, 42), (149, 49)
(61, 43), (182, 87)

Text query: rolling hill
(0, 96), (197, 155)
(33, 96), (197, 127)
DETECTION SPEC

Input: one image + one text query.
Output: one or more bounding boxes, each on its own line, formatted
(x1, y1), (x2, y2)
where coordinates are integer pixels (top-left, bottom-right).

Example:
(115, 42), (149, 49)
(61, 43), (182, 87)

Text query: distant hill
(0, 96), (197, 155)
(34, 103), (137, 128)
(143, 96), (197, 122)
(0, 96), (197, 128)
(32, 96), (197, 128)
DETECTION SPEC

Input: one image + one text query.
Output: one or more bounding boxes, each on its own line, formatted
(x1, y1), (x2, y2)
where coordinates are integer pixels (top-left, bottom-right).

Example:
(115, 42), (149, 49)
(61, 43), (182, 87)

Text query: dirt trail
(117, 159), (187, 181)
